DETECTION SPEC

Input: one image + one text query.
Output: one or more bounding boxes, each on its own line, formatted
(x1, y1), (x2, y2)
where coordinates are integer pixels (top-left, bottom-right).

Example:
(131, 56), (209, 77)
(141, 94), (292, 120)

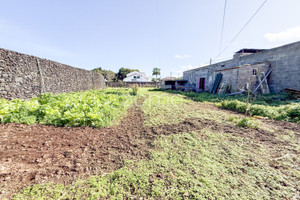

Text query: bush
(130, 84), (139, 96)
(237, 117), (259, 128)
(219, 100), (300, 123)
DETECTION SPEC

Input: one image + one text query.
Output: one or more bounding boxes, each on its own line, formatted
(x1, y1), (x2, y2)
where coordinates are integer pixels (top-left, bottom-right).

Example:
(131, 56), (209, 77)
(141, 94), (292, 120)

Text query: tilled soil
(0, 98), (299, 199)
(0, 98), (149, 198)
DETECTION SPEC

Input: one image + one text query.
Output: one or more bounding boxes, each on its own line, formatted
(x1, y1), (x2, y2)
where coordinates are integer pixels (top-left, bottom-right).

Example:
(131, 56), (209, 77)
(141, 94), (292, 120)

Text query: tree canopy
(152, 68), (161, 78)
(117, 68), (139, 80)
(92, 67), (140, 82)
(92, 67), (116, 83)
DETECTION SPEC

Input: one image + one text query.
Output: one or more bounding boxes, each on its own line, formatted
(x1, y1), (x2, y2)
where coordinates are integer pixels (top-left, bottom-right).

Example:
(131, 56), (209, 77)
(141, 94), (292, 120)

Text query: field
(0, 88), (299, 199)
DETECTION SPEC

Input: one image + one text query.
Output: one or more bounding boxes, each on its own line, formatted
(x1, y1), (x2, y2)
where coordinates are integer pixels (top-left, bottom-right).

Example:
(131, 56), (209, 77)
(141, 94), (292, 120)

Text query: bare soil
(0, 98), (299, 199)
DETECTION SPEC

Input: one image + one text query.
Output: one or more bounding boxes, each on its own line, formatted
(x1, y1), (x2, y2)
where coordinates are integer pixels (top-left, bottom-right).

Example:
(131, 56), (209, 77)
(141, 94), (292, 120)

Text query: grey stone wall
(214, 63), (269, 93)
(183, 41), (300, 93)
(0, 48), (105, 100)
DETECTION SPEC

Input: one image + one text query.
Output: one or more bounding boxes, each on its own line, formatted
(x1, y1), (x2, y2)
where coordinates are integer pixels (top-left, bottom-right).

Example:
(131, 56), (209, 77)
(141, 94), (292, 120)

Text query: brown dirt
(0, 98), (150, 198)
(1, 97), (299, 199)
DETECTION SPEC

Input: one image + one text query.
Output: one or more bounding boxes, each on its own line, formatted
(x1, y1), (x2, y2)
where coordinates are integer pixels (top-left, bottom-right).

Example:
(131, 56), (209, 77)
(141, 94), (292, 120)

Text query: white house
(123, 71), (152, 82)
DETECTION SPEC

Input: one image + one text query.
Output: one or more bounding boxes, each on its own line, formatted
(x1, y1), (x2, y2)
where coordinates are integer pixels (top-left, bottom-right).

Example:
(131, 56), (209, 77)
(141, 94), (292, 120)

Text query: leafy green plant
(237, 117), (259, 128)
(0, 89), (136, 127)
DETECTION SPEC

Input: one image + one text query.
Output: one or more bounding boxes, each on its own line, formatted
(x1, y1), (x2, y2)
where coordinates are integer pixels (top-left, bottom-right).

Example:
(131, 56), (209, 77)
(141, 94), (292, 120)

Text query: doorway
(199, 78), (205, 90)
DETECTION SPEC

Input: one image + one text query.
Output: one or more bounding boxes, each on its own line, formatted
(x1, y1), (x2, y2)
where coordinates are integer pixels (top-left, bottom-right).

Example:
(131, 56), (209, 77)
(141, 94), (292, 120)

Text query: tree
(152, 67), (161, 88)
(117, 68), (139, 81)
(92, 67), (116, 83)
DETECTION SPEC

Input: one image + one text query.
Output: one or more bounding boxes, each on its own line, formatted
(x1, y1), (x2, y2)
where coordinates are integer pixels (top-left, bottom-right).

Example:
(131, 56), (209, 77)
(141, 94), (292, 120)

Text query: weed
(130, 84), (139, 96)
(237, 117), (259, 128)
(162, 90), (300, 123)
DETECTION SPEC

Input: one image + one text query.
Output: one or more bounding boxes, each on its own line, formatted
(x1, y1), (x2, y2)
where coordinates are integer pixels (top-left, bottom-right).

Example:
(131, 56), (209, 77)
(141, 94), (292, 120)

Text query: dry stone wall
(0, 48), (105, 100)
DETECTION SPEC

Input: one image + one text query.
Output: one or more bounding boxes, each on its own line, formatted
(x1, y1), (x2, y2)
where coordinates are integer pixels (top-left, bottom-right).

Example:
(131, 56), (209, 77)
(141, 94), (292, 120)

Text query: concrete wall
(0, 48), (105, 100)
(214, 63), (269, 93)
(183, 41), (300, 93)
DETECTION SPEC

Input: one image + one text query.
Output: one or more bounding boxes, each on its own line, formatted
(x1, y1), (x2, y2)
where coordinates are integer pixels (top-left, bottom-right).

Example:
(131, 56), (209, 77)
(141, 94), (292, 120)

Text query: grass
(12, 129), (298, 199)
(4, 89), (300, 199)
(142, 91), (190, 126)
(142, 90), (268, 131)
(164, 90), (296, 106)
(161, 90), (300, 123)
(0, 88), (137, 127)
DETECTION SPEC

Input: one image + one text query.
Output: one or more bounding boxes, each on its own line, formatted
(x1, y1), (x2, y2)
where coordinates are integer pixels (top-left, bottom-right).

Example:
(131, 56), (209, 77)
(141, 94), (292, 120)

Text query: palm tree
(152, 68), (161, 88)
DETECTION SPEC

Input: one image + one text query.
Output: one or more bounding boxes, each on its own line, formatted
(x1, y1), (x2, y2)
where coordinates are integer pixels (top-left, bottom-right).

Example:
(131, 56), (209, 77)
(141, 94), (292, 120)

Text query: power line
(155, 0), (161, 67)
(216, 0), (268, 59)
(219, 0), (227, 53)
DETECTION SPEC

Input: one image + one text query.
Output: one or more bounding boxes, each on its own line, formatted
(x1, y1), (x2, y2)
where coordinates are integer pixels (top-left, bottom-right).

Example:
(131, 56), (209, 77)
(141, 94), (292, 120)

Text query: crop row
(0, 89), (135, 127)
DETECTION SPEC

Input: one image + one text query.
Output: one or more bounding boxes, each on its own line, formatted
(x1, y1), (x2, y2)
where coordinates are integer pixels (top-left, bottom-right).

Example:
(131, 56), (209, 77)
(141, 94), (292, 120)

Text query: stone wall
(214, 63), (269, 93)
(108, 81), (156, 88)
(183, 41), (300, 93)
(0, 48), (105, 100)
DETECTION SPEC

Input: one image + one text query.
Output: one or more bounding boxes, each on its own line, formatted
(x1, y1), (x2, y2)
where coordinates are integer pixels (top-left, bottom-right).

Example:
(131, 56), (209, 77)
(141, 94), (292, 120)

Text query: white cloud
(175, 54), (190, 59)
(264, 26), (300, 42)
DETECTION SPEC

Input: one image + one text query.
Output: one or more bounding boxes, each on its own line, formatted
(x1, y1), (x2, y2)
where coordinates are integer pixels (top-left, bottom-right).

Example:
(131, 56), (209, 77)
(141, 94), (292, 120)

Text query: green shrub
(237, 117), (259, 128)
(130, 84), (139, 96)
(219, 100), (300, 123)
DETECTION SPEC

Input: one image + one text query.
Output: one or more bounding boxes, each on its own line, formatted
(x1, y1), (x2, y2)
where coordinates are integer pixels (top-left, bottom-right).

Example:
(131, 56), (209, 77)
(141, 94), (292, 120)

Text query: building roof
(164, 79), (188, 83)
(161, 76), (176, 81)
(126, 71), (144, 77)
(235, 49), (266, 54)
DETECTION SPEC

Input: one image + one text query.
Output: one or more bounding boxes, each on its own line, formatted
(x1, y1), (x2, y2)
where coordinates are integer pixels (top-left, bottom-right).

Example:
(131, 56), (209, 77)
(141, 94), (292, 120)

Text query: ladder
(254, 67), (272, 94)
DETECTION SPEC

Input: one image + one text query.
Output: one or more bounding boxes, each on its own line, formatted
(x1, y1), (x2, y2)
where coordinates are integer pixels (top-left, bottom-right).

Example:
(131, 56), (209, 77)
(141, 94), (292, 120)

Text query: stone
(0, 60), (4, 66)
(15, 77), (23, 83)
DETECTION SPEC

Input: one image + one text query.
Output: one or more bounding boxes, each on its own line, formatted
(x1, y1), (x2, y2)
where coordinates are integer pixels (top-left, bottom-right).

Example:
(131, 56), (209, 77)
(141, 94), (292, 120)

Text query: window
(252, 69), (257, 76)
(137, 76), (140, 79)
(221, 64), (225, 67)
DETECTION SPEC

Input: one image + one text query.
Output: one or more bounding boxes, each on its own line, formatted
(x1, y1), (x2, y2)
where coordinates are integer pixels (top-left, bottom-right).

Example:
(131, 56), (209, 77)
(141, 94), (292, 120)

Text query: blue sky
(0, 0), (300, 78)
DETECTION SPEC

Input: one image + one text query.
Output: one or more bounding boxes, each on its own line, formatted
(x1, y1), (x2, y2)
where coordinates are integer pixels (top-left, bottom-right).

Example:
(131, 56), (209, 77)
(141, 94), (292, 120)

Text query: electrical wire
(155, 0), (161, 67)
(219, 0), (227, 53)
(216, 0), (268, 59)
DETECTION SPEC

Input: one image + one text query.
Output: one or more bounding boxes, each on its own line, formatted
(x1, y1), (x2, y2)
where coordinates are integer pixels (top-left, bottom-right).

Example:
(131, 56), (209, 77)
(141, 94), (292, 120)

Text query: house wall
(183, 41), (300, 92)
(215, 67), (240, 92)
(0, 48), (105, 100)
(123, 72), (151, 82)
(214, 63), (269, 93)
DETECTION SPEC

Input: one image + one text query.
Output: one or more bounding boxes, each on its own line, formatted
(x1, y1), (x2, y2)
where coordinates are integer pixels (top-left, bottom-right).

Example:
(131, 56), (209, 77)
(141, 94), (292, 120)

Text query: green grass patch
(142, 91), (191, 126)
(0, 88), (136, 127)
(162, 90), (300, 123)
(12, 129), (298, 199)
(218, 100), (300, 123)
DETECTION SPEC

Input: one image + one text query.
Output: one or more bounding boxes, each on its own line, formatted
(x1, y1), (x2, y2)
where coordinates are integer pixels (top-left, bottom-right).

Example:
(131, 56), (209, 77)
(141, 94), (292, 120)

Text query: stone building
(183, 41), (300, 93)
